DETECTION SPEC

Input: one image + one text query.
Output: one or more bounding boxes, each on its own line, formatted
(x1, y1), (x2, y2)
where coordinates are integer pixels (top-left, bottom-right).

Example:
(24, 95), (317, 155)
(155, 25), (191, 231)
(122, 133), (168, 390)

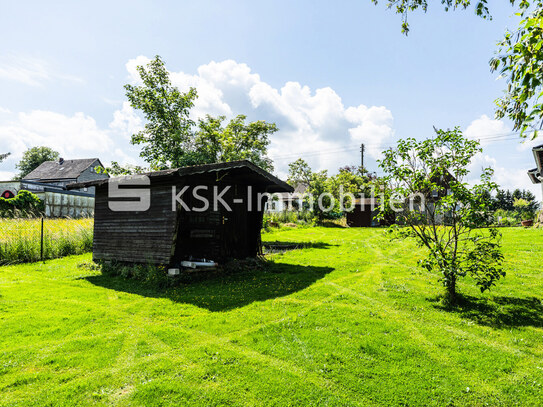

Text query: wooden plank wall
(92, 181), (176, 264)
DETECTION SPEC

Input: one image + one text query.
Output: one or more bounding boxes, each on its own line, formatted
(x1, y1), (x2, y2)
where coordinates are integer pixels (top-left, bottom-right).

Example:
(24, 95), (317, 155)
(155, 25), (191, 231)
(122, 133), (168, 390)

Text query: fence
(0, 217), (94, 265)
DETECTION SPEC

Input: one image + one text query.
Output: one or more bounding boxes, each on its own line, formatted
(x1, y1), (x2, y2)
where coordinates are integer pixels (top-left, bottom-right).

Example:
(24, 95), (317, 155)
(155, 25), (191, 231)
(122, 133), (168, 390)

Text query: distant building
(528, 144), (543, 202)
(23, 157), (109, 194)
(267, 182), (308, 212)
(0, 158), (109, 218)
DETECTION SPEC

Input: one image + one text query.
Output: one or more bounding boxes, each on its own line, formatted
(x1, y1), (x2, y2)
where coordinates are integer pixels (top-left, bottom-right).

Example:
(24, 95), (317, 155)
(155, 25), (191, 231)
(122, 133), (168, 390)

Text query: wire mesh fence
(0, 217), (94, 265)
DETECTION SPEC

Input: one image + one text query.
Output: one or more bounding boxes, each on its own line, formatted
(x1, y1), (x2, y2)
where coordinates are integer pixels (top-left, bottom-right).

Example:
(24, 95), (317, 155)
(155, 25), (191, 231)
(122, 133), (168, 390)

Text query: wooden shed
(345, 198), (378, 227)
(68, 161), (293, 265)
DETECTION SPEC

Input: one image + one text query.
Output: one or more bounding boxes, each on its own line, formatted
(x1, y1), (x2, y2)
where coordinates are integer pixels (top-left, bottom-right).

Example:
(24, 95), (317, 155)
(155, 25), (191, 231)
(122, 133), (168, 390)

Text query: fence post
(40, 217), (44, 263)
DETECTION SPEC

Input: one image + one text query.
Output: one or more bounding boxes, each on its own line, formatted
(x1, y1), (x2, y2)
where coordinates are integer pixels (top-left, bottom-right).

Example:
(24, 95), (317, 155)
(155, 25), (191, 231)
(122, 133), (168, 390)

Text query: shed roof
(23, 158), (101, 181)
(67, 160), (294, 193)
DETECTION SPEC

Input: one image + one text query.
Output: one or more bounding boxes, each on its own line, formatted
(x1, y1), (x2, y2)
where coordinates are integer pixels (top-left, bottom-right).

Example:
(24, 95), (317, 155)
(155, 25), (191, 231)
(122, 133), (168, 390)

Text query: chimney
(58, 158), (64, 165)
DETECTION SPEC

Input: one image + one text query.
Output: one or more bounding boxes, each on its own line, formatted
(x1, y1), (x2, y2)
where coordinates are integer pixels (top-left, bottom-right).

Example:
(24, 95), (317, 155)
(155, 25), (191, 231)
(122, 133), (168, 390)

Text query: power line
(270, 130), (537, 162)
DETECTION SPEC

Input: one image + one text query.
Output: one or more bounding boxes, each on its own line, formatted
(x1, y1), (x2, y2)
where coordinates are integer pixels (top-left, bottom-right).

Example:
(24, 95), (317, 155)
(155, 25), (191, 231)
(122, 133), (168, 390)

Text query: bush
(0, 190), (44, 217)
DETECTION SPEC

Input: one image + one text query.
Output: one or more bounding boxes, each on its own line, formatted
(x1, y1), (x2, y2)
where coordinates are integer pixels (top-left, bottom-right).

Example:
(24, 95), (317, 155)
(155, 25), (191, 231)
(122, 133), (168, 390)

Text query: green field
(1, 227), (542, 406)
(0, 218), (93, 265)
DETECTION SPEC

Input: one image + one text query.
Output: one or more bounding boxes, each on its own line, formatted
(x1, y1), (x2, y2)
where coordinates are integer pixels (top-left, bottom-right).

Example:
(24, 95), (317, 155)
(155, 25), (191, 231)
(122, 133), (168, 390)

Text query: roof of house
(23, 158), (101, 181)
(532, 144), (543, 173)
(528, 168), (541, 184)
(67, 160), (294, 193)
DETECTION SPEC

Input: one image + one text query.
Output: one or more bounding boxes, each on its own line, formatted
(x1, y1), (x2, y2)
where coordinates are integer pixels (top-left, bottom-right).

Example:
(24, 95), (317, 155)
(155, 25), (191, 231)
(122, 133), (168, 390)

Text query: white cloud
(1, 57), (395, 179)
(124, 57), (395, 176)
(0, 107), (142, 178)
(0, 107), (11, 114)
(468, 153), (541, 197)
(464, 115), (510, 147)
(109, 102), (143, 139)
(0, 55), (84, 87)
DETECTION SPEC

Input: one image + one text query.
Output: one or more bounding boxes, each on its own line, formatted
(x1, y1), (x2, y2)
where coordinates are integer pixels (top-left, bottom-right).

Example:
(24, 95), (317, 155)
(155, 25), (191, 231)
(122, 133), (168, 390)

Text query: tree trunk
(445, 274), (457, 304)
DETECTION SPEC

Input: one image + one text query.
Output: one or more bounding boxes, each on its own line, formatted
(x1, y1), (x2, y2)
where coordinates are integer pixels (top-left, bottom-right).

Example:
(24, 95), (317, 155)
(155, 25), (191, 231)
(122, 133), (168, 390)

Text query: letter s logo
(108, 175), (151, 212)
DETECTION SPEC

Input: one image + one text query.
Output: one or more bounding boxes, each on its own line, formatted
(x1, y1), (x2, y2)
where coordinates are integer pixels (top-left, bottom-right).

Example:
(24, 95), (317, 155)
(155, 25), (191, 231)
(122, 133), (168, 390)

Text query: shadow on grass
(85, 260), (334, 312)
(262, 241), (335, 253)
(430, 294), (543, 328)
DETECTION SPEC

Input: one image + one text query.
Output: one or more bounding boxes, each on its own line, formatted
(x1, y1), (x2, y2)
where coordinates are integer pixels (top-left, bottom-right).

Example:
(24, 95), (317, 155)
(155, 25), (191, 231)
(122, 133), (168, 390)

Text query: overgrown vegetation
(1, 227), (542, 405)
(0, 218), (93, 264)
(286, 158), (380, 223)
(0, 190), (44, 218)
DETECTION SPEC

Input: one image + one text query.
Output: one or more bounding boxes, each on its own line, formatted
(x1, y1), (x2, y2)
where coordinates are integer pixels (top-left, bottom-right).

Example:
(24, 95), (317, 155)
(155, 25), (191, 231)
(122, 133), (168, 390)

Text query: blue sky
(0, 1), (540, 196)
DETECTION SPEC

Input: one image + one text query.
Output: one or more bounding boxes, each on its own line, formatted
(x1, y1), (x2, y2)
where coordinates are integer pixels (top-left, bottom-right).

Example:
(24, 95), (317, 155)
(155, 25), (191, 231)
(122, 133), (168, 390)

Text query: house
(67, 160), (293, 265)
(23, 157), (109, 194)
(528, 144), (543, 201)
(0, 158), (108, 217)
(267, 182), (308, 212)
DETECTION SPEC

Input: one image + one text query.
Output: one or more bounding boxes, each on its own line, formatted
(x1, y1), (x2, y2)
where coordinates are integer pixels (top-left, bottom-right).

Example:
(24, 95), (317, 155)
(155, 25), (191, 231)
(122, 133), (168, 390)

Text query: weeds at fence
(0, 218), (94, 265)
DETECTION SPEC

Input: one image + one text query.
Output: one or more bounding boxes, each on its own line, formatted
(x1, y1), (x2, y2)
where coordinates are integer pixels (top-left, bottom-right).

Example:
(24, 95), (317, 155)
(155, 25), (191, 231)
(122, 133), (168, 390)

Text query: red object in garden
(521, 220), (533, 227)
(1, 190), (15, 199)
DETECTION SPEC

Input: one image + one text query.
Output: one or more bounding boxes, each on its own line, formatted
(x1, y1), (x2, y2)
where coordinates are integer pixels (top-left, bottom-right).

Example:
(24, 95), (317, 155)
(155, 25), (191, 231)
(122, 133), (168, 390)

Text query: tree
(373, 1), (543, 137)
(286, 159), (347, 222)
(194, 115), (275, 171)
(0, 152), (10, 163)
(378, 127), (505, 303)
(287, 158), (313, 187)
(15, 147), (59, 179)
(97, 161), (148, 176)
(125, 56), (197, 170)
(125, 56), (277, 171)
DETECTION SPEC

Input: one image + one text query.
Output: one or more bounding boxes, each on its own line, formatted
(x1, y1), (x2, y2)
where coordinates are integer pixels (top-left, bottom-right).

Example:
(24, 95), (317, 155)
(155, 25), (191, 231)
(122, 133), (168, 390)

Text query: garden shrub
(0, 190), (44, 217)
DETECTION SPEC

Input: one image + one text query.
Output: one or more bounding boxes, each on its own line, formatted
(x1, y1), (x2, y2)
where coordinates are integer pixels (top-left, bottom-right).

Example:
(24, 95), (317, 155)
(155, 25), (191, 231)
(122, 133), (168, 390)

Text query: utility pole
(360, 143), (365, 169)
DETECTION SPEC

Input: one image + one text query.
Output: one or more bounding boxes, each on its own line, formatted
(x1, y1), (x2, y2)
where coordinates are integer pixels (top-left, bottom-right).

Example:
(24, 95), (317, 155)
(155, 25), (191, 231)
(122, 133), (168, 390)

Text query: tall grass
(264, 210), (314, 225)
(0, 218), (93, 264)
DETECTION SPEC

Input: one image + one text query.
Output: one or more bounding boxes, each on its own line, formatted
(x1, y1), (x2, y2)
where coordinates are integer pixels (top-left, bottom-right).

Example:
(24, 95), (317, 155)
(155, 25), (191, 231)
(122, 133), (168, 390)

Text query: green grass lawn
(1, 227), (543, 406)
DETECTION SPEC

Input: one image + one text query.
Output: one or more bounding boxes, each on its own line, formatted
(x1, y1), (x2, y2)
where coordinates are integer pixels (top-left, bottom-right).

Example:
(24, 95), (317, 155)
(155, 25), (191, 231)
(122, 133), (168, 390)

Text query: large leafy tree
(372, 0), (543, 137)
(125, 56), (277, 171)
(194, 115), (275, 172)
(125, 56), (197, 170)
(15, 146), (59, 179)
(378, 127), (504, 303)
(287, 158), (313, 187)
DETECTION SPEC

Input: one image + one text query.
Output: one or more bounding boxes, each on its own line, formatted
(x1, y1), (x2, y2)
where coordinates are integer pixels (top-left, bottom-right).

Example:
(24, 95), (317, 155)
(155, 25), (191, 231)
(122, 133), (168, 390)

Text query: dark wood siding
(92, 182), (176, 264)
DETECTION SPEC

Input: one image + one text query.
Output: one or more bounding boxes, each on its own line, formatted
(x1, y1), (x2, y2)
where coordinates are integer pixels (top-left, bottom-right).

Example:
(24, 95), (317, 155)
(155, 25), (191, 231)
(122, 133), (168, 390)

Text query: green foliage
(371, 0), (514, 34)
(126, 56), (276, 171)
(194, 114), (275, 171)
(0, 190), (45, 217)
(15, 146), (60, 179)
(96, 161), (148, 176)
(287, 158), (313, 186)
(286, 159), (384, 223)
(125, 56), (198, 170)
(513, 197), (537, 220)
(494, 208), (521, 226)
(491, 2), (543, 136)
(0, 152), (10, 163)
(263, 210), (314, 229)
(378, 127), (505, 302)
